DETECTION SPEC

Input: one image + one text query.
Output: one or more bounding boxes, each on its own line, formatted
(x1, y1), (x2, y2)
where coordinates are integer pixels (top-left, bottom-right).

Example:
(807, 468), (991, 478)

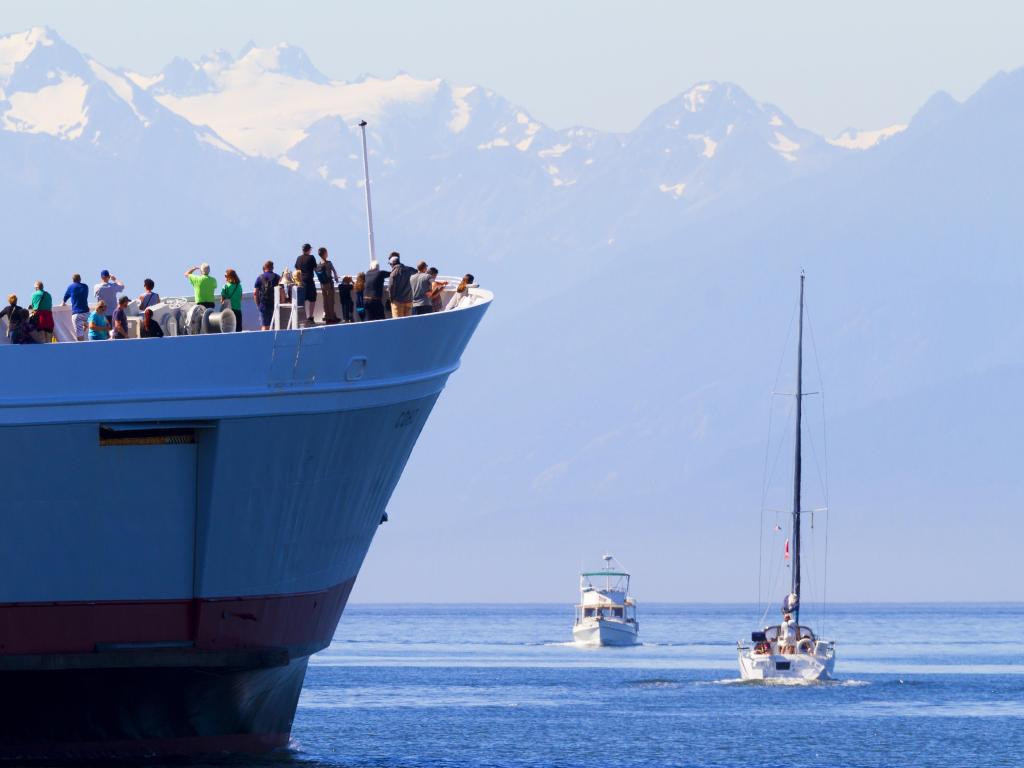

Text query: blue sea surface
(284, 603), (1023, 767)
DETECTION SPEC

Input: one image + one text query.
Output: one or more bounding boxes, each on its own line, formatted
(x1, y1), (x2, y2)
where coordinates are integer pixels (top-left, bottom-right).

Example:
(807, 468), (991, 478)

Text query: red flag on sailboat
(784, 538), (790, 560)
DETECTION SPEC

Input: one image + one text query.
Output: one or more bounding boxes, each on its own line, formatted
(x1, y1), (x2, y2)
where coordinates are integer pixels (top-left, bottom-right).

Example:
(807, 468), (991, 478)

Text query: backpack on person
(256, 274), (277, 308)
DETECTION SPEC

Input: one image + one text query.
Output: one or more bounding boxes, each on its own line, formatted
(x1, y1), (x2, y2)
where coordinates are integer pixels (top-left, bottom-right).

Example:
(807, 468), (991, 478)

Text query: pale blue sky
(4, 0), (1023, 136)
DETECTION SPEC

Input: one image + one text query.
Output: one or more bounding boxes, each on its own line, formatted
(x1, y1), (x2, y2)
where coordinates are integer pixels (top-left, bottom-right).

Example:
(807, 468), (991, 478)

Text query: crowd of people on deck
(1, 244), (477, 344)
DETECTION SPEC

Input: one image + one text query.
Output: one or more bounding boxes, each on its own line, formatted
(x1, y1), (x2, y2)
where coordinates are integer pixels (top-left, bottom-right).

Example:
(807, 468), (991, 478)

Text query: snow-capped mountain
(0, 26), (239, 153)
(3, 27), (1023, 601)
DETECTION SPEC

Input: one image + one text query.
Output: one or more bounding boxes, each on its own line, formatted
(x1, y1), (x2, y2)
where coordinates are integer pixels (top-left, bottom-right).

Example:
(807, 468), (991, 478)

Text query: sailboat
(737, 273), (836, 681)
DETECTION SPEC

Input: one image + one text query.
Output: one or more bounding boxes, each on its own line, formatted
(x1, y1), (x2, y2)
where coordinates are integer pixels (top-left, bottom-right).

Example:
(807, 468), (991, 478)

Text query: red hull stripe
(0, 578), (354, 655)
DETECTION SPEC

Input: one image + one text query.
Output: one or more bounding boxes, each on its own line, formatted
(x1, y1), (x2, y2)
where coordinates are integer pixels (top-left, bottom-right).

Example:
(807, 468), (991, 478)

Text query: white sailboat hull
(737, 648), (835, 681)
(573, 620), (640, 647)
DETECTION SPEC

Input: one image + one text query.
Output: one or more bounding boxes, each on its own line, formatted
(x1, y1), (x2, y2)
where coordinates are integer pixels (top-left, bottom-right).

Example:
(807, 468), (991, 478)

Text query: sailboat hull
(737, 649), (835, 681)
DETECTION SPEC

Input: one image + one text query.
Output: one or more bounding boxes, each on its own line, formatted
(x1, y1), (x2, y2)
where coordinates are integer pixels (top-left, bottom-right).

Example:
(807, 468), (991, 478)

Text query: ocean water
(280, 603), (1023, 768)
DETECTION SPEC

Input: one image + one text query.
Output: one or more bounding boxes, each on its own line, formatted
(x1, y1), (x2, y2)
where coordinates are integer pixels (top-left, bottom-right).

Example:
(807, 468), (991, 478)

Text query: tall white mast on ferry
(357, 119), (377, 264)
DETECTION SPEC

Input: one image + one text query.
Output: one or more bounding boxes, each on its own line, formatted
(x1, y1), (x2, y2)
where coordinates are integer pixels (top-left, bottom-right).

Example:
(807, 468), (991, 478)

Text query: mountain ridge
(2, 27), (1022, 600)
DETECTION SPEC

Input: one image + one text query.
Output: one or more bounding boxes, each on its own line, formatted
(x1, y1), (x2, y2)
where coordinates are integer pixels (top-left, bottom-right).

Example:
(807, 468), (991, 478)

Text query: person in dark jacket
(253, 260), (280, 330)
(363, 260), (387, 321)
(387, 252), (416, 318)
(338, 275), (354, 323)
(0, 294), (34, 344)
(294, 243), (318, 327)
(139, 308), (164, 338)
(316, 247), (340, 324)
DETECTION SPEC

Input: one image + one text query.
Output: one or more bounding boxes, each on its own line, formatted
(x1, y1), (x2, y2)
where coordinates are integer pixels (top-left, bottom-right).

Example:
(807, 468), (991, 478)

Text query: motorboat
(572, 555), (640, 646)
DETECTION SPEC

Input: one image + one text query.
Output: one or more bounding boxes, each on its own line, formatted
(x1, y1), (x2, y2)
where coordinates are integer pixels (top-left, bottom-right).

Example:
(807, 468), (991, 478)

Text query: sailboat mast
(791, 272), (805, 623)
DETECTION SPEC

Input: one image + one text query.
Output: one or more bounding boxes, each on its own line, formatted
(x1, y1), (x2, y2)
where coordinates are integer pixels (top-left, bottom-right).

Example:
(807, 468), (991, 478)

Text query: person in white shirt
(93, 270), (124, 323)
(778, 613), (797, 654)
(445, 273), (476, 311)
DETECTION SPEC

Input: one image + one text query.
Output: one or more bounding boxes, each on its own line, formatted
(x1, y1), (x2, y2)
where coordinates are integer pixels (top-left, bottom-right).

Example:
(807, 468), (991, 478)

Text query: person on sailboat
(779, 613), (797, 654)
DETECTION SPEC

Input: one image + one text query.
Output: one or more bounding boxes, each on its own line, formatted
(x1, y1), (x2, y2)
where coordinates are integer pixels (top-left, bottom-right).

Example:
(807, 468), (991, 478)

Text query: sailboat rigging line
(757, 396), (770, 613)
(804, 293), (831, 636)
(757, 296), (800, 616)
(805, 418), (829, 502)
(791, 273), (805, 625)
(760, 398), (794, 614)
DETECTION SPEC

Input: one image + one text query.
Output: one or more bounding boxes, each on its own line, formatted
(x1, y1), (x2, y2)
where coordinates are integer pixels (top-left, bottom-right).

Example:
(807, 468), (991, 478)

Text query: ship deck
(0, 277), (486, 345)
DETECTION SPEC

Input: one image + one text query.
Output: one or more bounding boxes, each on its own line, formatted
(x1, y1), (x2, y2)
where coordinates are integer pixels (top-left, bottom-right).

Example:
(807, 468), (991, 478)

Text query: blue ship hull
(0, 294), (491, 758)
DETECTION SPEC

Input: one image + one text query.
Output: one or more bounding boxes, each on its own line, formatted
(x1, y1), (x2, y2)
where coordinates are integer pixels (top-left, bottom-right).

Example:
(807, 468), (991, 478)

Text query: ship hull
(0, 656), (308, 760)
(0, 294), (492, 758)
(737, 650), (835, 681)
(572, 620), (640, 647)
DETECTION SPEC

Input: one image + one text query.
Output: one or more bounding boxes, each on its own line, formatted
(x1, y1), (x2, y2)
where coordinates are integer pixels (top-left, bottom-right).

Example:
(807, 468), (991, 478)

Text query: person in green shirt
(30, 281), (52, 311)
(220, 268), (244, 332)
(29, 280), (54, 342)
(184, 263), (217, 308)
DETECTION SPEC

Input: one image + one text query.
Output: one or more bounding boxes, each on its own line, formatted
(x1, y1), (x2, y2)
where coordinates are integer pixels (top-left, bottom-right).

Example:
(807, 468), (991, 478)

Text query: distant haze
(2, 20), (1023, 604)
(2, 0), (1024, 136)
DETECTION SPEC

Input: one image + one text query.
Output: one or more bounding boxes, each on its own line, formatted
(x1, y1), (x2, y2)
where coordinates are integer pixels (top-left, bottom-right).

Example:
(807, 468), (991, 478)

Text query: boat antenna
(357, 120), (377, 264)
(791, 271), (805, 624)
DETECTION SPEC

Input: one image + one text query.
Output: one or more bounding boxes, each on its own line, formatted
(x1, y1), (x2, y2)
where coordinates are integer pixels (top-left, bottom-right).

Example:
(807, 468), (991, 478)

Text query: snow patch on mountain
(659, 182), (686, 198)
(151, 68), (440, 158)
(683, 83), (713, 112)
(538, 143), (571, 158)
(195, 129), (243, 155)
(828, 123), (907, 150)
(87, 59), (150, 126)
(770, 131), (800, 161)
(2, 73), (87, 138)
(689, 133), (717, 158)
(0, 26), (54, 81)
(449, 85), (475, 133)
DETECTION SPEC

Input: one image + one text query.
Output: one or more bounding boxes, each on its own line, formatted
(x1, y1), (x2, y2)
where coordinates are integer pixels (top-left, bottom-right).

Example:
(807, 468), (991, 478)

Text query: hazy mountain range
(3, 26), (1022, 603)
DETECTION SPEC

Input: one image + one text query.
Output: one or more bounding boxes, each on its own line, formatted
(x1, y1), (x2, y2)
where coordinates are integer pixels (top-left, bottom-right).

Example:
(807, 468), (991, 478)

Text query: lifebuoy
(797, 638), (813, 654)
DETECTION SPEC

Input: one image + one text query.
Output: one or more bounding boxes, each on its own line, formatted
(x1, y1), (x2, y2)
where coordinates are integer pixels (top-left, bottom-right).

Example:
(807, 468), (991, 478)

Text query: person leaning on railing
(445, 274), (476, 311)
(253, 261), (280, 331)
(62, 273), (90, 341)
(0, 294), (34, 344)
(339, 275), (355, 323)
(427, 267), (448, 313)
